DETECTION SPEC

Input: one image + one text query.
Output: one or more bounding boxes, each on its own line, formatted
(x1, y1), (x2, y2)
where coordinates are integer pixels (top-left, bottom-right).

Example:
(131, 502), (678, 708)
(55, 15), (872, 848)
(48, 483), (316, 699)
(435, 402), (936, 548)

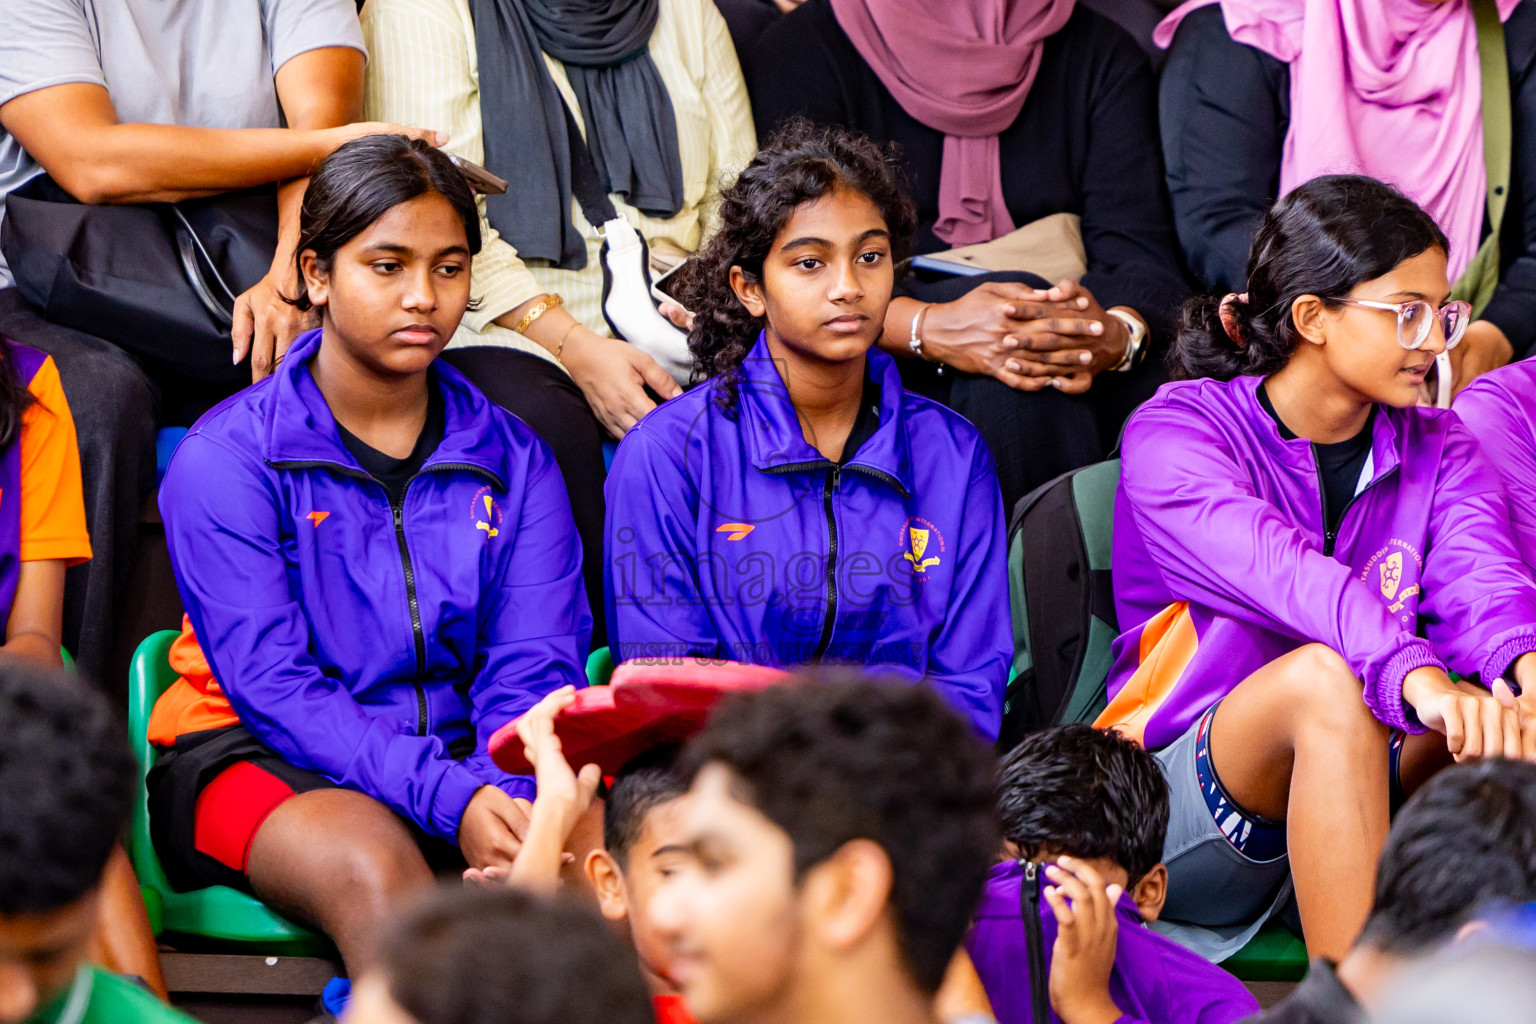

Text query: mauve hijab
(829, 0), (1077, 246)
(1155, 0), (1522, 283)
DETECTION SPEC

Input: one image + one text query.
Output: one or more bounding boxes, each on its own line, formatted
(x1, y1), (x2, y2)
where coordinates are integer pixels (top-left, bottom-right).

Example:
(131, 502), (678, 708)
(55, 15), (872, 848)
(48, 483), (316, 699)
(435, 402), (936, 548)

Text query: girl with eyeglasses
(1096, 174), (1536, 965)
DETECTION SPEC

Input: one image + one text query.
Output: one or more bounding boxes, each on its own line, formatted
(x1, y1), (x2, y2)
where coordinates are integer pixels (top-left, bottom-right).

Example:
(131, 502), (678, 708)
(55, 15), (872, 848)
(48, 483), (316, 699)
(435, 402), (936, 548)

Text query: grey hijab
(468, 0), (685, 270)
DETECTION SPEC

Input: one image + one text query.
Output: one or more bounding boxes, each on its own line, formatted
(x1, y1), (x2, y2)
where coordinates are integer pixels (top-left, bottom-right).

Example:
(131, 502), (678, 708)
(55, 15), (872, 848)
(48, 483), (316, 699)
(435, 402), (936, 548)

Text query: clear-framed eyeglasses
(1329, 297), (1472, 351)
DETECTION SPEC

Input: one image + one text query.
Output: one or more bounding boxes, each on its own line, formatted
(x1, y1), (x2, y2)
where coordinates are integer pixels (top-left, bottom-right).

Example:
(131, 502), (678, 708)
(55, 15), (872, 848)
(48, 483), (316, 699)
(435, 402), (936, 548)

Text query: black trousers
(898, 271), (1167, 515)
(440, 346), (609, 648)
(0, 287), (158, 683)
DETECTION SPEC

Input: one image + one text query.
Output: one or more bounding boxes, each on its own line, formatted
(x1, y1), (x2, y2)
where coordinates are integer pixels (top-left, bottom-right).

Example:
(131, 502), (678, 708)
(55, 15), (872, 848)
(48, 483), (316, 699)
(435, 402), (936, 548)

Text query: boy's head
(995, 724), (1170, 921)
(584, 744), (690, 990)
(347, 886), (654, 1024)
(1356, 759), (1536, 957)
(650, 675), (998, 1024)
(0, 662), (135, 1023)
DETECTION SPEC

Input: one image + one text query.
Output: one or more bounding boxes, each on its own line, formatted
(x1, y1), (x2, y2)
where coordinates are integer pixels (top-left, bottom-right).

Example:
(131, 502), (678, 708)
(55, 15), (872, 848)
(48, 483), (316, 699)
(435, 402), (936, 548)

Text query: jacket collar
(733, 332), (915, 495)
(1235, 374), (1403, 485)
(262, 329), (511, 489)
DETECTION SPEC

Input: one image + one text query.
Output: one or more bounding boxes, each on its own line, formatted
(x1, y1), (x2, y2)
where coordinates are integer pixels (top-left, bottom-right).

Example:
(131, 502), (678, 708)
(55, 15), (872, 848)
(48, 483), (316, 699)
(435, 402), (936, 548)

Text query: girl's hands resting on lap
(1403, 665), (1536, 762)
(458, 785), (533, 871)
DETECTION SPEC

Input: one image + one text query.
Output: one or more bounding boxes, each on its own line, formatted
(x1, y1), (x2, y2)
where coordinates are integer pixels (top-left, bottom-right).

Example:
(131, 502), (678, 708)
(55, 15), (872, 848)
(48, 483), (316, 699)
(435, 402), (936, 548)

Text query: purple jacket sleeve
(1456, 376), (1536, 569)
(604, 427), (721, 663)
(461, 444), (592, 799)
(161, 434), (489, 841)
(923, 450), (1009, 740)
(1121, 402), (1441, 733)
(1417, 417), (1536, 684)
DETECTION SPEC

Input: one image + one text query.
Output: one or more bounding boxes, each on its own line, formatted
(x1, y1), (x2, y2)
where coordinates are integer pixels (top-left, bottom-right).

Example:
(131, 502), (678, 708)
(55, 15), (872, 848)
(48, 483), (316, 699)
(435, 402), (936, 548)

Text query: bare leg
(1208, 644), (1392, 960)
(245, 790), (434, 976)
(89, 848), (167, 1000)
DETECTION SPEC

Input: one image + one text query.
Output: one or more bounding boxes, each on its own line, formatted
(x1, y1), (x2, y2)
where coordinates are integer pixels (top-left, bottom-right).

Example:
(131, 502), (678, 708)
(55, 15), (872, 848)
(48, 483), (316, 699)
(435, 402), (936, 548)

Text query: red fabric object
(193, 761), (299, 872)
(653, 995), (698, 1024)
(489, 661), (790, 775)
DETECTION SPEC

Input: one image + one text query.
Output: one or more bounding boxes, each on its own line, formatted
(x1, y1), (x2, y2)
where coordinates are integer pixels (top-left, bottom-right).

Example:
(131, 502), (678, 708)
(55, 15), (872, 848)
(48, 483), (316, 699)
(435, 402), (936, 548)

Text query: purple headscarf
(1156, 0), (1522, 282)
(830, 0), (1077, 246)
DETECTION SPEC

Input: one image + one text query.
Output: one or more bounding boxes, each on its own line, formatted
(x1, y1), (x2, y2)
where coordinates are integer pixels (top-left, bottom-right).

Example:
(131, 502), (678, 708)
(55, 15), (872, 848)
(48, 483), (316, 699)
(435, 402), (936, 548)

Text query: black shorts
(147, 726), (463, 893)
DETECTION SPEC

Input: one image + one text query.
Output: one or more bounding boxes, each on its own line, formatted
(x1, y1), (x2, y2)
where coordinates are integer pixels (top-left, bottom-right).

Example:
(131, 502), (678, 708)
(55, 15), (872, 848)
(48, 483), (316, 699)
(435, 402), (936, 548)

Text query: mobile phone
(651, 259), (689, 306)
(449, 155), (509, 195)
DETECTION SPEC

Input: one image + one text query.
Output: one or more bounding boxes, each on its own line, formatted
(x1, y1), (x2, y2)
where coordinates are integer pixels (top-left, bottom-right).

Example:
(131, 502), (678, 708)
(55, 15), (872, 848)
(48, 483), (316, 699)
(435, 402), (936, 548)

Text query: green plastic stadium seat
(1221, 923), (1309, 982)
(126, 630), (331, 954)
(587, 645), (614, 686)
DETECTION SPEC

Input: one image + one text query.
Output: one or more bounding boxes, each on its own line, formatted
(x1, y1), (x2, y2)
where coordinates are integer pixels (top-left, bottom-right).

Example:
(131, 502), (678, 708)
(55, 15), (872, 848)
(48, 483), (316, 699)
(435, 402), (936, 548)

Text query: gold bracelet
(511, 293), (563, 335)
(554, 321), (580, 365)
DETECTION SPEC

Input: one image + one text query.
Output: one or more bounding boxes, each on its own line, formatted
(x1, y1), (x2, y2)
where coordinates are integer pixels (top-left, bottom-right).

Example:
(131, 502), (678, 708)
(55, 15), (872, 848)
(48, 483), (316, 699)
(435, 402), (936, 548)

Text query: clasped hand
(917, 280), (1130, 394)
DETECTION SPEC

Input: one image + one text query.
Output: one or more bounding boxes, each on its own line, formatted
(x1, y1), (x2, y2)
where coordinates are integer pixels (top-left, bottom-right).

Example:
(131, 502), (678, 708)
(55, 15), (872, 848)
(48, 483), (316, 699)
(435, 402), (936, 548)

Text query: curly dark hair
(680, 671), (998, 994)
(675, 120), (917, 411)
(0, 661), (135, 914)
(995, 724), (1169, 887)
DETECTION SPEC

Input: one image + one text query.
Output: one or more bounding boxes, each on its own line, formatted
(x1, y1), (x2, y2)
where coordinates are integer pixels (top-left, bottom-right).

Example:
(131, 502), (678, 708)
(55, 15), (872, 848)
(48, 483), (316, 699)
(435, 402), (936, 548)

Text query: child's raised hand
(1042, 856), (1125, 1024)
(515, 686), (603, 827)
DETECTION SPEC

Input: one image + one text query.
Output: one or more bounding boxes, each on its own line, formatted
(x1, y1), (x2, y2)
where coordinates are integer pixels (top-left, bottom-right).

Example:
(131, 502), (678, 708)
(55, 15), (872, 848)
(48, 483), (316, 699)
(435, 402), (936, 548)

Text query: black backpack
(999, 459), (1121, 753)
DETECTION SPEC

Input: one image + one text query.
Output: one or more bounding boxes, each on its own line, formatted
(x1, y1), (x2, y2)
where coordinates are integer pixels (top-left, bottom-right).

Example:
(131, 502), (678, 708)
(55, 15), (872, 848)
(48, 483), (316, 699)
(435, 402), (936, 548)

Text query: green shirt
(27, 966), (196, 1024)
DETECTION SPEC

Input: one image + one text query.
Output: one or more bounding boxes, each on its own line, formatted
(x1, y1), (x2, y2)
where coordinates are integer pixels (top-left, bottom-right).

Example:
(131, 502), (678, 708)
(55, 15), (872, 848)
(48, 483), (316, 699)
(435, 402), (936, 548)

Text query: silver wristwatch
(1107, 308), (1147, 372)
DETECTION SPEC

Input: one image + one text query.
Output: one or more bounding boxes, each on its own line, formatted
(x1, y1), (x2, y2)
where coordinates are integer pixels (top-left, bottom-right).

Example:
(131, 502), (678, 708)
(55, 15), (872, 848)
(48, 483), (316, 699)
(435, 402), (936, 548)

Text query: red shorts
(147, 726), (335, 892)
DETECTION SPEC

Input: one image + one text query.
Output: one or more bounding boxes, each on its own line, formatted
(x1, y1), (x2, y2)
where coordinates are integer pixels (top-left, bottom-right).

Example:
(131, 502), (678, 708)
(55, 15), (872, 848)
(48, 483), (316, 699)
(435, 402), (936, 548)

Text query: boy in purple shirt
(967, 725), (1258, 1024)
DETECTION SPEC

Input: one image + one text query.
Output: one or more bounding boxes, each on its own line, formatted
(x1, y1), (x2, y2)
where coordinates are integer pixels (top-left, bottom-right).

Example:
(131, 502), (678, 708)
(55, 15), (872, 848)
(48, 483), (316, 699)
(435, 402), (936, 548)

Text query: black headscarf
(468, 0), (686, 270)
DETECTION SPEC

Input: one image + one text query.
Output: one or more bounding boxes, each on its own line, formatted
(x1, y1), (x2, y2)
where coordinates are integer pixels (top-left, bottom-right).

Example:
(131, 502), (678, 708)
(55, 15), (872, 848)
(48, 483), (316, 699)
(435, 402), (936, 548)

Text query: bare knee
(248, 790), (432, 922)
(332, 832), (433, 910)
(1280, 644), (1386, 746)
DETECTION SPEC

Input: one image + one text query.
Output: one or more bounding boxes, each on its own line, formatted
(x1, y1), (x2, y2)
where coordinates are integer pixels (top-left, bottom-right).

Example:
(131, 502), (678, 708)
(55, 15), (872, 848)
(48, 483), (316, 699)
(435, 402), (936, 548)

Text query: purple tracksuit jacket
(603, 333), (1010, 738)
(1099, 374), (1536, 750)
(968, 861), (1259, 1024)
(160, 329), (590, 841)
(1456, 357), (1536, 569)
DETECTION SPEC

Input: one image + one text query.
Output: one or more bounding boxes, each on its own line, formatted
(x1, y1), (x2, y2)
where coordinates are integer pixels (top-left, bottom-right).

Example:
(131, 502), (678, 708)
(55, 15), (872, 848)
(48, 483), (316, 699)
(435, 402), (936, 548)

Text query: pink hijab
(830, 0), (1077, 245)
(1154, 0), (1521, 283)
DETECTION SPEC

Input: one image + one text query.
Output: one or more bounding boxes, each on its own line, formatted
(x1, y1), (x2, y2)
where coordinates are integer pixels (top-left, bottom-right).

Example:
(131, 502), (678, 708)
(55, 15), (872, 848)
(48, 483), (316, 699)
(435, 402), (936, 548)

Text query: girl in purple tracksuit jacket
(603, 123), (1011, 739)
(1097, 175), (1536, 964)
(1456, 358), (1536, 569)
(151, 136), (590, 983)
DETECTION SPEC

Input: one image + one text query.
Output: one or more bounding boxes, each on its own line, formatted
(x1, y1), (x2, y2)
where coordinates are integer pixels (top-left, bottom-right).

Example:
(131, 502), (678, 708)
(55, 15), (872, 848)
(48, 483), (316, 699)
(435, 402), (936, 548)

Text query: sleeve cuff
(1372, 640), (1444, 735)
(434, 763), (486, 842)
(495, 774), (536, 803)
(1480, 629), (1536, 688)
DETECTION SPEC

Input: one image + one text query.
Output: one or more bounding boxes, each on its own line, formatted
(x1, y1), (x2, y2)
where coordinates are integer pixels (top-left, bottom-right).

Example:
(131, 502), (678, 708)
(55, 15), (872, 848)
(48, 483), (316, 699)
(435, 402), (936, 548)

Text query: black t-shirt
(336, 387), (446, 505)
(838, 370), (882, 466)
(1258, 384), (1374, 536)
(1253, 959), (1363, 1024)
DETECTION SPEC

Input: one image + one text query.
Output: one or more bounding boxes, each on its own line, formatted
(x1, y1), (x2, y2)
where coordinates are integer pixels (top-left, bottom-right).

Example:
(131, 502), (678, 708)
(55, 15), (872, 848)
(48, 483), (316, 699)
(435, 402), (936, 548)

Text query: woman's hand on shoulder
(562, 327), (684, 437)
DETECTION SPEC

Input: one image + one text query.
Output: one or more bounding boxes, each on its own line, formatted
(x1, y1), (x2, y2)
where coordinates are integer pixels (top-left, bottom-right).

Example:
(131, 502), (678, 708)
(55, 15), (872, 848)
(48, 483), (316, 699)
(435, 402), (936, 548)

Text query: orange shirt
(147, 617), (240, 746)
(18, 354), (89, 565)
